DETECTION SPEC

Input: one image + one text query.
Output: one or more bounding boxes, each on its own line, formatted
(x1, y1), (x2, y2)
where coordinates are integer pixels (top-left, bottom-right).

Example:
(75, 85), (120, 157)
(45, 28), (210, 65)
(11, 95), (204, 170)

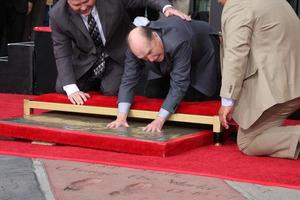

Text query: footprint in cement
(110, 182), (153, 196)
(64, 178), (103, 191)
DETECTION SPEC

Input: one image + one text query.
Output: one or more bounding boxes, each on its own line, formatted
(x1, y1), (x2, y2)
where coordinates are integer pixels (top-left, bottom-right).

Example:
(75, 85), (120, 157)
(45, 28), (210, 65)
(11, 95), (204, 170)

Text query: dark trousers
(77, 58), (123, 95)
(145, 76), (220, 101)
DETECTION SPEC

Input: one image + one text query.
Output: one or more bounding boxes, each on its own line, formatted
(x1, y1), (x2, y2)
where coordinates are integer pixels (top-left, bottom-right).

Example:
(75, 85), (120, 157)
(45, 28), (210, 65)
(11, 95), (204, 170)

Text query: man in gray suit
(107, 16), (221, 132)
(49, 0), (190, 105)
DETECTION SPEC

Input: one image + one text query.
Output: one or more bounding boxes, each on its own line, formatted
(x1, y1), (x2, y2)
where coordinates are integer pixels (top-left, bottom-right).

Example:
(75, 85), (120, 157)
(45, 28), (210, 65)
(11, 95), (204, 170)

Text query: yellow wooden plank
(25, 100), (222, 132)
(26, 100), (118, 116)
(24, 99), (32, 116)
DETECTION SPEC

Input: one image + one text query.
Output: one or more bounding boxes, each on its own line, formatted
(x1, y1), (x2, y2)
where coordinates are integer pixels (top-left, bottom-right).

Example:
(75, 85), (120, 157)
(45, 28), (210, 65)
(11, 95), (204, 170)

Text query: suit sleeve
(220, 2), (253, 100)
(161, 41), (192, 113)
(118, 49), (143, 104)
(50, 14), (76, 87)
(122, 0), (171, 12)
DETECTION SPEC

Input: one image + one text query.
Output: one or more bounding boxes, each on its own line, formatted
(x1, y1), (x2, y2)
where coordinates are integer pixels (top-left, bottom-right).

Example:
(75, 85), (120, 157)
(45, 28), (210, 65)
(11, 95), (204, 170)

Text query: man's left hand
(142, 117), (166, 133)
(218, 106), (234, 129)
(164, 7), (191, 21)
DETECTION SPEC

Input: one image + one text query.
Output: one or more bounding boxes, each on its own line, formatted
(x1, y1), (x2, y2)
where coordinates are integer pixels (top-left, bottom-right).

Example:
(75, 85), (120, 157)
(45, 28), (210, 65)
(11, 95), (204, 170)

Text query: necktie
(88, 14), (106, 78)
(88, 14), (104, 48)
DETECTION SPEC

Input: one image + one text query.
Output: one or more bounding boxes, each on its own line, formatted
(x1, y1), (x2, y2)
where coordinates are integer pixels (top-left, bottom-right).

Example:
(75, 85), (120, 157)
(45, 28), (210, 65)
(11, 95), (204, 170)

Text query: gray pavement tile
(33, 160), (56, 200)
(226, 181), (300, 200)
(42, 159), (245, 200)
(0, 156), (46, 200)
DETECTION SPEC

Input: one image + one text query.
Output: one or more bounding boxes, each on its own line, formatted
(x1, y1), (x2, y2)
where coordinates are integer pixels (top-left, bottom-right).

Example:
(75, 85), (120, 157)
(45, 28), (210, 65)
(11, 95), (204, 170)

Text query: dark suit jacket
(49, 0), (169, 92)
(118, 16), (220, 113)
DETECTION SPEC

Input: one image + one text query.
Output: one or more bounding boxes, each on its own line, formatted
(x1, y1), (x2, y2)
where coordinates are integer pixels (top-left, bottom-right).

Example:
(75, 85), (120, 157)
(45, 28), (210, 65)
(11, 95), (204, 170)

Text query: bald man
(107, 16), (221, 132)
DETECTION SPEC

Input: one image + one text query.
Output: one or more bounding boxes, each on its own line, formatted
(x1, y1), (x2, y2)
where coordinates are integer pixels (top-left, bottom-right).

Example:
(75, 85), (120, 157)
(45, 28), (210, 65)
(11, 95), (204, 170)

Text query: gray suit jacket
(118, 16), (220, 113)
(49, 0), (169, 92)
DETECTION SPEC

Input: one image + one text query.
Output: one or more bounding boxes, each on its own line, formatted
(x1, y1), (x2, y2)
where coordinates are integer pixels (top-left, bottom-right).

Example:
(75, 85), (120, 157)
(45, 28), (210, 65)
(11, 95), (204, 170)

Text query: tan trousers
(237, 97), (300, 159)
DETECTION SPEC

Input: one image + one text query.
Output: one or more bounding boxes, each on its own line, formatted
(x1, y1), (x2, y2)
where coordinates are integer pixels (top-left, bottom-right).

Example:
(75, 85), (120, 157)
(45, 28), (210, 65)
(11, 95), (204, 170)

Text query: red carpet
(0, 93), (300, 190)
(0, 93), (35, 119)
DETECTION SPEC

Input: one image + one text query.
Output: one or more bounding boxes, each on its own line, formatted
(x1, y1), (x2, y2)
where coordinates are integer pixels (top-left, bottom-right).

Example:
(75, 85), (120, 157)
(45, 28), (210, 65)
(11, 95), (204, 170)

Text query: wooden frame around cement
(24, 99), (222, 133)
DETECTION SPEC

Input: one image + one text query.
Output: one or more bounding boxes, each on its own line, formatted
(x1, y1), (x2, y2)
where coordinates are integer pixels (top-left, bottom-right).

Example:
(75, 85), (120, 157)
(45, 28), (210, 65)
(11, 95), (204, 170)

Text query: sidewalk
(0, 155), (299, 200)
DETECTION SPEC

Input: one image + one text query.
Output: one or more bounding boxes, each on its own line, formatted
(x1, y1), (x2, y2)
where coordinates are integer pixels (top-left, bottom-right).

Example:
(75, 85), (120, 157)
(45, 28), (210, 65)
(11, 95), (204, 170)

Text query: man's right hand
(68, 91), (90, 105)
(218, 105), (233, 129)
(107, 113), (129, 129)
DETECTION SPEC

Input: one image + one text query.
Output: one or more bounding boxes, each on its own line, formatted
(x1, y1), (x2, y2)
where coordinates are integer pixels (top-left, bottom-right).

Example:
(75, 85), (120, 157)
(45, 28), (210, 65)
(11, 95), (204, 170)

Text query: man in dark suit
(107, 16), (221, 132)
(49, 0), (190, 105)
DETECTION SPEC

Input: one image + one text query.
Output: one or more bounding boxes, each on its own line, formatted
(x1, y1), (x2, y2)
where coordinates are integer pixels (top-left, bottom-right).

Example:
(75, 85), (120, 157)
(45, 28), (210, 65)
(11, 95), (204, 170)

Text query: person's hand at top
(164, 7), (191, 21)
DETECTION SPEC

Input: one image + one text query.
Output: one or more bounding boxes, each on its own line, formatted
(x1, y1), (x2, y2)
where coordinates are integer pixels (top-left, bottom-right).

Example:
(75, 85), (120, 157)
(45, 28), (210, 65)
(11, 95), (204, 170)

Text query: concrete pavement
(0, 155), (299, 200)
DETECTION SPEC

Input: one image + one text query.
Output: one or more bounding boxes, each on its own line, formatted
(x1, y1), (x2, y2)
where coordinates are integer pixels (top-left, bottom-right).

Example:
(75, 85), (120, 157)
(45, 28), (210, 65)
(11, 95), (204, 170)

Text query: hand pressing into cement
(68, 91), (90, 105)
(107, 113), (129, 129)
(142, 117), (166, 133)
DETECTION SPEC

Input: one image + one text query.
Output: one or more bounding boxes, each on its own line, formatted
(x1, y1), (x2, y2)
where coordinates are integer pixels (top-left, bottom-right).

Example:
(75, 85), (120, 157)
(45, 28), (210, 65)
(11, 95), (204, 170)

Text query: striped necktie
(88, 14), (104, 48)
(88, 14), (106, 78)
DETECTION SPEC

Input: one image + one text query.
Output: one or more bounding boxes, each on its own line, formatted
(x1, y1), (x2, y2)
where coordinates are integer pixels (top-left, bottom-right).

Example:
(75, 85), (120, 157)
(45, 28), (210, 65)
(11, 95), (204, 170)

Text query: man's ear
(152, 32), (158, 38)
(154, 32), (164, 47)
(152, 32), (161, 44)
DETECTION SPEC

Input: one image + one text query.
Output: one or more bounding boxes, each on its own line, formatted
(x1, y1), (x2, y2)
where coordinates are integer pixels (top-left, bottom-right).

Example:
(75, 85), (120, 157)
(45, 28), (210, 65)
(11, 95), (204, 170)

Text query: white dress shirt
(221, 97), (235, 107)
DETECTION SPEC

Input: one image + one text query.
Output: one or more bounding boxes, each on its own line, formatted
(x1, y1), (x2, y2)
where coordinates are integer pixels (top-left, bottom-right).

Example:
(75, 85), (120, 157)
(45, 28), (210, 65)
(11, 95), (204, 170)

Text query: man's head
(217, 0), (227, 6)
(67, 0), (96, 16)
(127, 27), (164, 62)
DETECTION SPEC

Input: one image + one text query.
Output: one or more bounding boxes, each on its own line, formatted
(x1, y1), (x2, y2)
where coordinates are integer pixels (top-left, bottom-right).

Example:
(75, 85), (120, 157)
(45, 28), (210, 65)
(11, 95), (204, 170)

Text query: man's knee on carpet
(238, 139), (278, 157)
(237, 139), (288, 158)
(237, 134), (260, 157)
(237, 126), (300, 159)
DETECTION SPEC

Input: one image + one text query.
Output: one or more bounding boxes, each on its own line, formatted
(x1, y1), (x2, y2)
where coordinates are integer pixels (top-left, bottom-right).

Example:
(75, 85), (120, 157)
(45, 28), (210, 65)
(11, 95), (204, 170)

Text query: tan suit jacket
(220, 0), (300, 129)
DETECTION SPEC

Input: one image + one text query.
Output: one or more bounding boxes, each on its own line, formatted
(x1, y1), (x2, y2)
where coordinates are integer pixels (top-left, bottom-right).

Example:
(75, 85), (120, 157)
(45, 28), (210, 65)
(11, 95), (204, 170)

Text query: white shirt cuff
(118, 103), (131, 114)
(158, 108), (171, 120)
(162, 5), (172, 13)
(63, 84), (80, 96)
(221, 97), (235, 107)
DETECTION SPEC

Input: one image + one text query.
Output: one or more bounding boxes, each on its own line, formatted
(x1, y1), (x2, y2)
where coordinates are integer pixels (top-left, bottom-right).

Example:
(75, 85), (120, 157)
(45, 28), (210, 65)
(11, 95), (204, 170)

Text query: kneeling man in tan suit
(218, 0), (300, 159)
